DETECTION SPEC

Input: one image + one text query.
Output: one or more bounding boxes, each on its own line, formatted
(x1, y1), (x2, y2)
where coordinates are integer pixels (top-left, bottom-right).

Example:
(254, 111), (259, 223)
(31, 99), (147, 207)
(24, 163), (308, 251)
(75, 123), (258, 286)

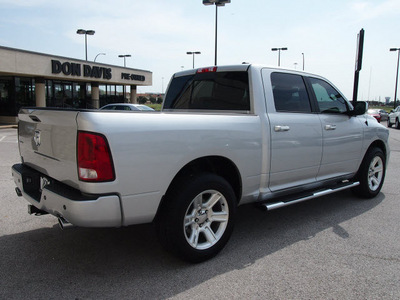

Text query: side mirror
(352, 101), (367, 116)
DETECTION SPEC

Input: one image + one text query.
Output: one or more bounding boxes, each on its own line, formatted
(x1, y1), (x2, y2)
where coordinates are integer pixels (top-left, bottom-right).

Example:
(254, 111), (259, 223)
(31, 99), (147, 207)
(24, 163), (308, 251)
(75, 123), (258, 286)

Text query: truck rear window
(163, 71), (250, 111)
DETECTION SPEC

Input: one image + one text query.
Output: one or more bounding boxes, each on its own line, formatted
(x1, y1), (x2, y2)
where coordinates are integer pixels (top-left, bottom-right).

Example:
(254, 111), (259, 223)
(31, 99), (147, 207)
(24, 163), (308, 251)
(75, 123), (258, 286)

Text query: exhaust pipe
(58, 217), (73, 230)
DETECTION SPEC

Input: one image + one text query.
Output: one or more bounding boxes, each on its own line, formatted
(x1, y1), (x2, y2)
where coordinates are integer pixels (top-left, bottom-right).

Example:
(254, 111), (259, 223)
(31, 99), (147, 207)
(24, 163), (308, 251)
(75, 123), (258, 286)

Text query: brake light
(77, 131), (115, 182)
(197, 67), (217, 73)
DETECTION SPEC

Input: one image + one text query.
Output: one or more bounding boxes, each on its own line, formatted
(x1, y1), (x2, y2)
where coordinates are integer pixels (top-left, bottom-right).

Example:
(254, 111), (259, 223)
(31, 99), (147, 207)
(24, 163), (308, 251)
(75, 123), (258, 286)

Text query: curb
(0, 125), (18, 129)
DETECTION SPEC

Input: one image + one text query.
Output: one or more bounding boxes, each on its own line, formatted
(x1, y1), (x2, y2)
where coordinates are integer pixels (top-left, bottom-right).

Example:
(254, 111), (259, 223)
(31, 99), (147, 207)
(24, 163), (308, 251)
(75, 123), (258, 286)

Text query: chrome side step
(264, 181), (360, 211)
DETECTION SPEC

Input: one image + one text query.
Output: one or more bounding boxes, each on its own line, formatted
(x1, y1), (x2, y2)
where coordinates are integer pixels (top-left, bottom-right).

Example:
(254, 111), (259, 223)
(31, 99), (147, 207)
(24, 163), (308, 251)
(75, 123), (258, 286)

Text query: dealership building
(0, 46), (152, 124)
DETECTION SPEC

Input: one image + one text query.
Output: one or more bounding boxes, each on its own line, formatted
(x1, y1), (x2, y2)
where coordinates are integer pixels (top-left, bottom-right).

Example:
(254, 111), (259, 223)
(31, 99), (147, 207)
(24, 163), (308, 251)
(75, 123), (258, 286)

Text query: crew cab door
(262, 70), (323, 191)
(307, 77), (364, 179)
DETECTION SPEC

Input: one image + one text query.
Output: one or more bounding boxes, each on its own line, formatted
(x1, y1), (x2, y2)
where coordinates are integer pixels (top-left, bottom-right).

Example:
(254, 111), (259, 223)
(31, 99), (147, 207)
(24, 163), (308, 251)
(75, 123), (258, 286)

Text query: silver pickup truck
(12, 64), (389, 262)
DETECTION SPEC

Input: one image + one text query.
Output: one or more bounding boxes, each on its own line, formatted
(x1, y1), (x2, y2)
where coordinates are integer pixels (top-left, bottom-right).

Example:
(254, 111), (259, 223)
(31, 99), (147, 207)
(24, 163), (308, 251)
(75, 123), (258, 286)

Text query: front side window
(309, 77), (348, 114)
(163, 71), (250, 111)
(271, 72), (311, 113)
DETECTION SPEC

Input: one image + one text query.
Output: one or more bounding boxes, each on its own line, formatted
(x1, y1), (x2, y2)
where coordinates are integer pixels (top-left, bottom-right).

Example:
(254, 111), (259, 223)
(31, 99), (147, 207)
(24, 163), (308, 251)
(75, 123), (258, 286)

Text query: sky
(0, 0), (400, 101)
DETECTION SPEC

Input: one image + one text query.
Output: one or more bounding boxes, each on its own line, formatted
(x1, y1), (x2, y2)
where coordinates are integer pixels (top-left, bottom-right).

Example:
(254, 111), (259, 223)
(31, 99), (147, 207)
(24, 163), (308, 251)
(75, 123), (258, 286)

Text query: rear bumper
(11, 164), (122, 227)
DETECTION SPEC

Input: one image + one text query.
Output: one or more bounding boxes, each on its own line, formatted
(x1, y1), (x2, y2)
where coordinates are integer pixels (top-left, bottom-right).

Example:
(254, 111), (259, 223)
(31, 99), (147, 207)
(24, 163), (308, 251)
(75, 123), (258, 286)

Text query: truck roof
(172, 64), (320, 79)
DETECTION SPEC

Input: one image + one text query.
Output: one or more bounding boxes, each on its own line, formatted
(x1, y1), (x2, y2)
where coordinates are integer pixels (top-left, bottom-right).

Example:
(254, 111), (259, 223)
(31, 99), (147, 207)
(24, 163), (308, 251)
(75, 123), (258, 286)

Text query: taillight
(77, 131), (115, 182)
(197, 67), (217, 73)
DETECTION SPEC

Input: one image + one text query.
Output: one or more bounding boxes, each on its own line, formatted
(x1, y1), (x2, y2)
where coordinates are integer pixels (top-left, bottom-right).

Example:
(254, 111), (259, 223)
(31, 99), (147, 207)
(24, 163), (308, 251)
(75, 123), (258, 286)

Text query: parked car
(367, 109), (388, 123)
(100, 103), (155, 111)
(12, 64), (389, 262)
(388, 106), (400, 128)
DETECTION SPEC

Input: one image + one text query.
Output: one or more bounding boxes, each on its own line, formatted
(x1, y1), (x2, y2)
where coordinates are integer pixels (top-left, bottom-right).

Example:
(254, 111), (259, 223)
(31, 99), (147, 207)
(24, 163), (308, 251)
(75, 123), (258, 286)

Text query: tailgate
(18, 108), (80, 189)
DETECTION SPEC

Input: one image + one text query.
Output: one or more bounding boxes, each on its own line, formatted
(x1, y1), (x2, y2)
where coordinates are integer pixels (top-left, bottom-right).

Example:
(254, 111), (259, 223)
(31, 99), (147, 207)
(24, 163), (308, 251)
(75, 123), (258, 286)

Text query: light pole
(302, 52), (305, 70)
(118, 54), (131, 67)
(390, 48), (400, 108)
(94, 53), (106, 62)
(203, 0), (231, 66)
(187, 51), (201, 68)
(271, 47), (288, 67)
(76, 29), (95, 61)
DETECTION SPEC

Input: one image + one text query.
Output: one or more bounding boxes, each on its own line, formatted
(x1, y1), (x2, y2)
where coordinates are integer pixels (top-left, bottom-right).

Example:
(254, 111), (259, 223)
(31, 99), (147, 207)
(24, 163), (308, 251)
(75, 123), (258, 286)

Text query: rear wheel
(353, 147), (386, 198)
(387, 118), (392, 127)
(156, 173), (236, 263)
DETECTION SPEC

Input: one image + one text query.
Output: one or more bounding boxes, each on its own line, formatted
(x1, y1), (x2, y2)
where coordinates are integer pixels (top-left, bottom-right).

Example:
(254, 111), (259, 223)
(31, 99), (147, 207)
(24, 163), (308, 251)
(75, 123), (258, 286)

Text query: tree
(137, 96), (147, 104)
(149, 96), (157, 104)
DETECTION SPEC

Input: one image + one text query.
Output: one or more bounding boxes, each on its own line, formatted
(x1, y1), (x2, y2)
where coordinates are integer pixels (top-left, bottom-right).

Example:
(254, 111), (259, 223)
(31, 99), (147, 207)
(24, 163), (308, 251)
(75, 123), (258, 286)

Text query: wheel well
(366, 140), (387, 159)
(166, 156), (242, 204)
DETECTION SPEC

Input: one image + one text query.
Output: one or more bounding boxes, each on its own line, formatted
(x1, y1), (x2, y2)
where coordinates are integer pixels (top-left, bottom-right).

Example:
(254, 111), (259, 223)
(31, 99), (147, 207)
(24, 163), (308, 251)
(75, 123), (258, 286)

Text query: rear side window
(163, 71), (250, 111)
(271, 73), (311, 113)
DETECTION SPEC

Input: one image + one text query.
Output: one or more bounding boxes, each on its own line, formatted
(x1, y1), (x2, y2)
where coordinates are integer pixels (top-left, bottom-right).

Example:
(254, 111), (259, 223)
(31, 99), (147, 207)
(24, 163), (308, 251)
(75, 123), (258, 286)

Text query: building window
(0, 77), (14, 116)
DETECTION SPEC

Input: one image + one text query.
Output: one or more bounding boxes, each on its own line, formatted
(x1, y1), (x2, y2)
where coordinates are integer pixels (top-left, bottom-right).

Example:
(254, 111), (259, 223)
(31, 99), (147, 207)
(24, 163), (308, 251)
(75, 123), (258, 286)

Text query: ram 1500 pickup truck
(12, 64), (389, 262)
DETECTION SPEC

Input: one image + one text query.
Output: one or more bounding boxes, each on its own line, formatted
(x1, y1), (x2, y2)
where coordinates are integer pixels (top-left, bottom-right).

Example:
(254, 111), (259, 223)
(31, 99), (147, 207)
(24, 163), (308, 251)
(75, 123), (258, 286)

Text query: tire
(156, 173), (236, 263)
(352, 147), (386, 198)
(396, 118), (400, 129)
(387, 118), (392, 127)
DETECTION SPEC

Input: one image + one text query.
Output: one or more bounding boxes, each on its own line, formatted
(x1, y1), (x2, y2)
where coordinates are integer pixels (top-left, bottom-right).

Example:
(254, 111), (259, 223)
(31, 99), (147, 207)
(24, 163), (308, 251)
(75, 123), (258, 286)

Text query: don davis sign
(51, 60), (112, 80)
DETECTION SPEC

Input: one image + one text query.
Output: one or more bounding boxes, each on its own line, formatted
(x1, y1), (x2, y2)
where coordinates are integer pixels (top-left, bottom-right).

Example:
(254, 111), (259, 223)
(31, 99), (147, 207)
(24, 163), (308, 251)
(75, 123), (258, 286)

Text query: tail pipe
(58, 217), (73, 230)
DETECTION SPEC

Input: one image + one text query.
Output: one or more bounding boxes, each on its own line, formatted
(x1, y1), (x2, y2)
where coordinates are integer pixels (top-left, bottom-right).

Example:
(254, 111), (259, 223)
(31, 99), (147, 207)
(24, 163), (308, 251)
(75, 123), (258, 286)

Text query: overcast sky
(1, 0), (400, 101)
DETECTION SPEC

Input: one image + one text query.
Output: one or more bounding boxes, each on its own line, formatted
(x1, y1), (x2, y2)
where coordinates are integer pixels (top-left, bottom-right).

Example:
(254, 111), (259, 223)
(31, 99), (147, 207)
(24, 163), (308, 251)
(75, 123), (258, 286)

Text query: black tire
(156, 173), (236, 263)
(387, 118), (392, 127)
(352, 147), (386, 198)
(396, 118), (400, 129)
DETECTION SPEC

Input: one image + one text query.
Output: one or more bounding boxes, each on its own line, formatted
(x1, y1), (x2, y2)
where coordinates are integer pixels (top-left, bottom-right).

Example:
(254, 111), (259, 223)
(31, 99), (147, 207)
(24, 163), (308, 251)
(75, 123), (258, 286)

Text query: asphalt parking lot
(1, 124), (399, 299)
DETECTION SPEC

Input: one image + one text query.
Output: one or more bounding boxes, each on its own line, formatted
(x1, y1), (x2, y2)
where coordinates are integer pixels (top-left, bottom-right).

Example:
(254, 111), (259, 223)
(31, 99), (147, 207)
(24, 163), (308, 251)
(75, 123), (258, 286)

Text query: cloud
(350, 0), (400, 21)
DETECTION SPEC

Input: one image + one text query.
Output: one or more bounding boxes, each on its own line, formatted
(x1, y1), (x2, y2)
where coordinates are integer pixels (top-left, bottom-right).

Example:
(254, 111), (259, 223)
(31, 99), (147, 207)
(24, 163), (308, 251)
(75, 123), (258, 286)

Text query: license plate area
(21, 171), (41, 202)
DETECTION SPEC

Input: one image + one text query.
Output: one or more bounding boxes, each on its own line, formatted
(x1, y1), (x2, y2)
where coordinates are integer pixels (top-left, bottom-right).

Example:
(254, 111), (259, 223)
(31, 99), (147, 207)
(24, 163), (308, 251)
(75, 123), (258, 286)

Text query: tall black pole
(352, 28), (364, 107)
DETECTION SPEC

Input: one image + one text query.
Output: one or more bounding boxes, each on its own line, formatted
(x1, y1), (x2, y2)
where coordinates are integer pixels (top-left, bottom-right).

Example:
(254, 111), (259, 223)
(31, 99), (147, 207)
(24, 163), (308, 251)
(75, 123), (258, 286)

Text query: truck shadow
(0, 190), (384, 299)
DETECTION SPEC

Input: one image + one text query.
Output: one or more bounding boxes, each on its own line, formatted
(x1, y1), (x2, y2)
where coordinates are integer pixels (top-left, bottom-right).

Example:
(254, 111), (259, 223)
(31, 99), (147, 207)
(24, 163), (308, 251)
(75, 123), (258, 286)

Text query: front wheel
(353, 147), (386, 198)
(156, 173), (236, 263)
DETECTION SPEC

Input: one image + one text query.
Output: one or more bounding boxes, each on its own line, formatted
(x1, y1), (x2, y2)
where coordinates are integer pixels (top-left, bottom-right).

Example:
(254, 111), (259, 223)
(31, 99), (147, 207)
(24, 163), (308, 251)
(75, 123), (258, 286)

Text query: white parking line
(0, 136), (17, 143)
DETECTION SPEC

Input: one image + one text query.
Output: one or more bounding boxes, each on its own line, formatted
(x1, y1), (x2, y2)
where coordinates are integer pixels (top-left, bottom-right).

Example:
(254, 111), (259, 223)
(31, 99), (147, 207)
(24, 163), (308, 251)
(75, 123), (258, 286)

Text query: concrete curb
(0, 125), (18, 129)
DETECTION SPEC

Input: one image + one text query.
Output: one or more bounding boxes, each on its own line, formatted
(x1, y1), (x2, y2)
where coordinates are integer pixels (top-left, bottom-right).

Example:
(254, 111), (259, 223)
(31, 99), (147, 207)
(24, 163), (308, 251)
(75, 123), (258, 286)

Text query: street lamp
(76, 29), (95, 61)
(203, 0), (231, 66)
(118, 54), (131, 67)
(390, 48), (400, 108)
(187, 51), (201, 68)
(271, 47), (288, 67)
(94, 53), (106, 62)
(302, 52), (305, 71)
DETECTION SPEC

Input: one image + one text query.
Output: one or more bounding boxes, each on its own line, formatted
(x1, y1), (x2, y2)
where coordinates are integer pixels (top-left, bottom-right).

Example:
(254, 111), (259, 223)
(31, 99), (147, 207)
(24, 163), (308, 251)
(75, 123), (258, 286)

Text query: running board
(264, 181), (360, 211)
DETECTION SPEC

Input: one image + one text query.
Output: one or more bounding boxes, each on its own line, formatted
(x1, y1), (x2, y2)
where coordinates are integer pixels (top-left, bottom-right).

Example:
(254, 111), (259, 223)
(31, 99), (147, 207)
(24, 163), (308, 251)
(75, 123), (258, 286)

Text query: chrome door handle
(325, 124), (337, 130)
(274, 125), (290, 132)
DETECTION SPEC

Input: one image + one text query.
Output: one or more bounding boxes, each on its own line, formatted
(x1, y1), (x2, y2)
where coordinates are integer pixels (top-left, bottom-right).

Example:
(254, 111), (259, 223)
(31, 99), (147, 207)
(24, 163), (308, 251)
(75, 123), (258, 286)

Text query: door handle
(274, 125), (290, 132)
(325, 124), (337, 130)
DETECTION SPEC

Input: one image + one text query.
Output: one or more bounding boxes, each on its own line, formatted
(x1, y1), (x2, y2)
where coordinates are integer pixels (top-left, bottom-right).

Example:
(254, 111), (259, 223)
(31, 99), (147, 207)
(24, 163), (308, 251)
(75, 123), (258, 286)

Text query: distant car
(367, 109), (388, 123)
(388, 106), (400, 128)
(100, 103), (155, 111)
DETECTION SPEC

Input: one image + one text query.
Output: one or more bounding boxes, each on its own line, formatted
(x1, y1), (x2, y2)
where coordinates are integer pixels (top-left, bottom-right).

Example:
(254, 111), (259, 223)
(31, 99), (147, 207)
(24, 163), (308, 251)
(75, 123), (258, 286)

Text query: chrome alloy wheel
(184, 190), (229, 250)
(368, 156), (384, 191)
